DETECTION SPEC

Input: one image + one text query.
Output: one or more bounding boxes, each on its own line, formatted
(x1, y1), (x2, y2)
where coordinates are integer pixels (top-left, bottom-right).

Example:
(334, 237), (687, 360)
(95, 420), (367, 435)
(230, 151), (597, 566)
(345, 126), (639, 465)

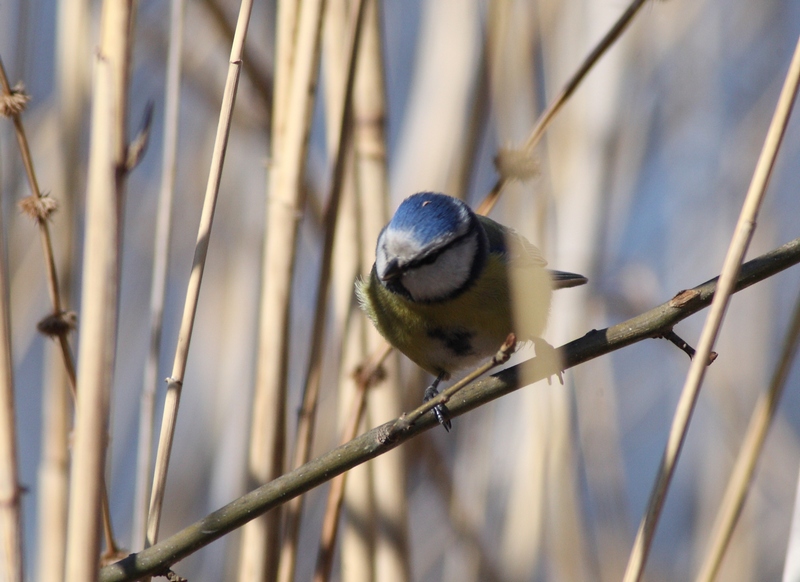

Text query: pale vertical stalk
(354, 3), (409, 580)
(36, 357), (70, 582)
(695, 289), (800, 582)
(390, 0), (480, 197)
(0, 191), (22, 582)
(131, 0), (185, 551)
(622, 34), (800, 582)
(145, 0), (253, 546)
(64, 0), (134, 577)
(276, 2), (366, 580)
(145, 0), (255, 550)
(254, 0), (325, 477)
(236, 1), (298, 580)
(37, 0), (87, 573)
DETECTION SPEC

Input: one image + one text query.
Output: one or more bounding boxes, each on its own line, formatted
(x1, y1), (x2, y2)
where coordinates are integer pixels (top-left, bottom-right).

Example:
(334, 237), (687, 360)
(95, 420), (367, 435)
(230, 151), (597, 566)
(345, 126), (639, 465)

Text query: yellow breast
(357, 253), (552, 377)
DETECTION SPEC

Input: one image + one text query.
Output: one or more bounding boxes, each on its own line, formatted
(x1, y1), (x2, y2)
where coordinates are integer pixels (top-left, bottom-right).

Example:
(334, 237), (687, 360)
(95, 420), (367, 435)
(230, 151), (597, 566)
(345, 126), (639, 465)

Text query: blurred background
(1, 0), (800, 580)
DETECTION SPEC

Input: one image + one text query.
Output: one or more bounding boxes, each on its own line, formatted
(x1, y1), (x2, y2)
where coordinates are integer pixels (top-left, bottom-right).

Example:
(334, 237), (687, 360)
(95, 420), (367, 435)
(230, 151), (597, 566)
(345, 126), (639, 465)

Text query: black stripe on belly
(428, 328), (475, 356)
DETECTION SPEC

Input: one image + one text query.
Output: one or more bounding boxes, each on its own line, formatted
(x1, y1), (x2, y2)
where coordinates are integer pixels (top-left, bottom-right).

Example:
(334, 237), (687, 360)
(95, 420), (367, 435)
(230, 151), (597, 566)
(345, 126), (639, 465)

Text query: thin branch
(199, 0), (273, 114)
(659, 329), (717, 364)
(477, 0), (650, 216)
(0, 59), (78, 394)
(622, 32), (800, 582)
(145, 0), (255, 550)
(100, 236), (800, 582)
(131, 0), (185, 552)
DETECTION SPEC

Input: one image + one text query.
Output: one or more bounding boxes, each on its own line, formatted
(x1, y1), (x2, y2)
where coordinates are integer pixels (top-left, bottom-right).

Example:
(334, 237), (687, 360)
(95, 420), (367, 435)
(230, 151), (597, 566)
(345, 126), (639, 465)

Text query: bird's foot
(423, 383), (452, 432)
(532, 338), (564, 385)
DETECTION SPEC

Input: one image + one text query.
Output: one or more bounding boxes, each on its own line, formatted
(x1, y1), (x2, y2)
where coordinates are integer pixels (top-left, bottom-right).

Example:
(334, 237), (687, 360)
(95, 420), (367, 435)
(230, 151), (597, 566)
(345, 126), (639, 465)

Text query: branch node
(0, 82), (30, 116)
(494, 147), (539, 182)
(37, 310), (77, 338)
(19, 192), (58, 223)
(659, 329), (716, 365)
(125, 100), (155, 172)
(669, 289), (701, 309)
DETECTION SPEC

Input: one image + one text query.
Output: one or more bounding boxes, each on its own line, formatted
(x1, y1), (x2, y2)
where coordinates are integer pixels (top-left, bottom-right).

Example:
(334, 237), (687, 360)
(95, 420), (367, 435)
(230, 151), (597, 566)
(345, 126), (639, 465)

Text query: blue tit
(356, 192), (587, 430)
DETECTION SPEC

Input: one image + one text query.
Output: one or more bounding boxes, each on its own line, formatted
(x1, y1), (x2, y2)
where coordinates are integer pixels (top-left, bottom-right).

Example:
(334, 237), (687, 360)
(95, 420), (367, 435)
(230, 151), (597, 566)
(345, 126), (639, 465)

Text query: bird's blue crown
(387, 192), (473, 246)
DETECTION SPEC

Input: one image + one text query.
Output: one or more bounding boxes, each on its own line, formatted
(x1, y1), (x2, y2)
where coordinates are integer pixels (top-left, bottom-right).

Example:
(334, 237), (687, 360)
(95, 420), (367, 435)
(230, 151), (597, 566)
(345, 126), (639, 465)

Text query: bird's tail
(548, 270), (588, 290)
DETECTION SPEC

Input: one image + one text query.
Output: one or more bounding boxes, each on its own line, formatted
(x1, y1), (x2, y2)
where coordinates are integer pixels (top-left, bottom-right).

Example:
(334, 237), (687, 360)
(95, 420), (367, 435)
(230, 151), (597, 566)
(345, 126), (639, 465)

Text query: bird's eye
(422, 201), (430, 207)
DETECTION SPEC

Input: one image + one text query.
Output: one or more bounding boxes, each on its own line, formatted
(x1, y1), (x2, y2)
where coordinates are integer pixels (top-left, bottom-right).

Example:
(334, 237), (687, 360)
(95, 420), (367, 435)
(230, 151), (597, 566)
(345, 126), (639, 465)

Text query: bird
(356, 192), (587, 430)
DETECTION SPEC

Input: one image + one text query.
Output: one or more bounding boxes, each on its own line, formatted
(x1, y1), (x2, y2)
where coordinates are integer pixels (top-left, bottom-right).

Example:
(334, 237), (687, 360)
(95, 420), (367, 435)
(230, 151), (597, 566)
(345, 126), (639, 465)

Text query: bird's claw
(532, 338), (565, 385)
(424, 384), (452, 432)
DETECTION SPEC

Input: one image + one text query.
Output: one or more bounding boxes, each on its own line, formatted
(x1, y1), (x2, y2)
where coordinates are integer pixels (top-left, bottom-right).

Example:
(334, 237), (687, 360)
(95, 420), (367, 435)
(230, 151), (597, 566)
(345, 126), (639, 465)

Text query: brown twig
(476, 0), (651, 216)
(659, 329), (717, 365)
(0, 58), (77, 393)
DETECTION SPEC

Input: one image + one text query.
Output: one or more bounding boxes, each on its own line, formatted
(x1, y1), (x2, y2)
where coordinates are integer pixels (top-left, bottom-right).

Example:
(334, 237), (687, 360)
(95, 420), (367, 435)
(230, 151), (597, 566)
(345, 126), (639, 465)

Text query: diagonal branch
(100, 236), (800, 582)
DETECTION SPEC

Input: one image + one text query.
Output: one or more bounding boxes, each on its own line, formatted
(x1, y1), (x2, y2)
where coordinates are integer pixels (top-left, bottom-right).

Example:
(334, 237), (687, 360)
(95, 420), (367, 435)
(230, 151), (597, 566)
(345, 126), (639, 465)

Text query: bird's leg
(532, 338), (564, 385)
(423, 373), (452, 432)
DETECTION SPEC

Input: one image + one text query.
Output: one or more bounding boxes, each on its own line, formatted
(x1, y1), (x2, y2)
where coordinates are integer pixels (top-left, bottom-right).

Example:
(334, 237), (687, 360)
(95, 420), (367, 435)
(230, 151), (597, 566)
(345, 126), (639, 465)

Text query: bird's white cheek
(402, 235), (477, 302)
(375, 248), (388, 279)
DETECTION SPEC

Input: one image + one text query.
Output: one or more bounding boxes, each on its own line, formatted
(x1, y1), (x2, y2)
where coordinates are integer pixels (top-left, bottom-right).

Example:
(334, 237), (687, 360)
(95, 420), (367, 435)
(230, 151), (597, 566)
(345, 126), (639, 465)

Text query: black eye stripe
(404, 220), (478, 270)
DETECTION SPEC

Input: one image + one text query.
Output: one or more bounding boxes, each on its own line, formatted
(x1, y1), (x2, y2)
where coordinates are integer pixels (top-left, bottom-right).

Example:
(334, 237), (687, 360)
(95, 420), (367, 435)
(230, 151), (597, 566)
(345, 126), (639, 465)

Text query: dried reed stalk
(236, 0), (299, 579)
(145, 0), (255, 551)
(3, 46), (119, 563)
(694, 288), (800, 582)
(36, 356), (71, 582)
(64, 0), (135, 577)
(37, 0), (89, 572)
(622, 32), (800, 582)
(131, 0), (185, 551)
(0, 58), (77, 390)
(0, 178), (22, 582)
(276, 2), (367, 580)
(245, 0), (327, 578)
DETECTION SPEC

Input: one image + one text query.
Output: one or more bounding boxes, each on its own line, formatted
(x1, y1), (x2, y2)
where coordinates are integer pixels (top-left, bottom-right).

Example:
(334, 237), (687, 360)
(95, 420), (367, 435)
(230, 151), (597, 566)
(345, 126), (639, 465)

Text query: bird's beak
(380, 259), (403, 281)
